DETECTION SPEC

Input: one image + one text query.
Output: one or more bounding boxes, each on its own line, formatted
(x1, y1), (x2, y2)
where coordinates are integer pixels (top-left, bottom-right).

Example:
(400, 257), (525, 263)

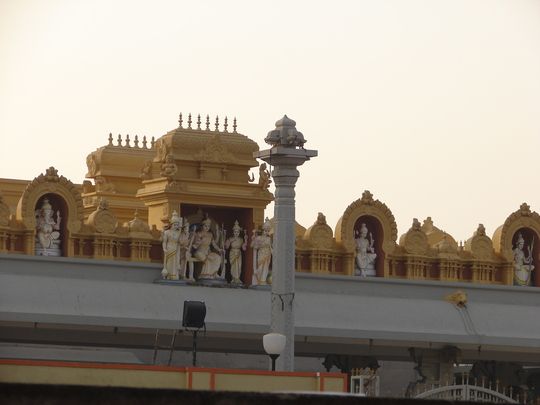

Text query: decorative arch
(464, 224), (496, 261)
(335, 190), (398, 251)
(335, 190), (398, 276)
(303, 212), (334, 250)
(16, 167), (84, 234)
(492, 203), (540, 261)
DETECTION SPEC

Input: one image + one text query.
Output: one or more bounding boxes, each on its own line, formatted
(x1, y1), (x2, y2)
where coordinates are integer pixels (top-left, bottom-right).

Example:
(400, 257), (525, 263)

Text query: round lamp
(263, 333), (286, 371)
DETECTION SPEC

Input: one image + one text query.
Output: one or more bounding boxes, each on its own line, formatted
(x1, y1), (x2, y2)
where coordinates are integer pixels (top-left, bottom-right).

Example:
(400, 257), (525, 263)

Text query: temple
(1, 114), (540, 400)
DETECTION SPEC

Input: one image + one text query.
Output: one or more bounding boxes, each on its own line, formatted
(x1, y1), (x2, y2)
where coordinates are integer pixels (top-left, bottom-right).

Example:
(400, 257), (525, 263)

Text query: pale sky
(1, 0), (539, 243)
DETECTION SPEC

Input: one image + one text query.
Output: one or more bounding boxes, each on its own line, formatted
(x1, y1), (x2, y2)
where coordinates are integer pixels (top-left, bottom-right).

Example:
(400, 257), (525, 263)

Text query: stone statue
(161, 211), (183, 280)
(513, 233), (534, 286)
(251, 218), (272, 285)
(354, 223), (377, 277)
(180, 220), (193, 281)
(225, 220), (247, 284)
(35, 198), (62, 256)
(160, 154), (177, 179)
(258, 163), (272, 190)
(188, 217), (223, 279)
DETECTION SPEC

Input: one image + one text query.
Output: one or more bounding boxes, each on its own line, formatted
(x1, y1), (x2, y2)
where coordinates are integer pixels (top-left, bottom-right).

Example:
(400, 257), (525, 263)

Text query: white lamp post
(263, 333), (286, 371)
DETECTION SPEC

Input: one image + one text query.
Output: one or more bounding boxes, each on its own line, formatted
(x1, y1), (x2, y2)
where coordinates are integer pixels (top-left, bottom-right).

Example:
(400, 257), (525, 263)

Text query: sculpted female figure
(35, 198), (62, 255)
(355, 223), (377, 277)
(161, 211), (182, 280)
(189, 217), (223, 279)
(251, 219), (272, 285)
(225, 220), (247, 284)
(513, 233), (534, 286)
(179, 221), (193, 281)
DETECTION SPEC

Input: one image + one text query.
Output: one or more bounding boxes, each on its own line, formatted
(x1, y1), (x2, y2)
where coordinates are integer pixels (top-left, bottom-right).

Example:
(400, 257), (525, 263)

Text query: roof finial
(233, 117), (237, 133)
(215, 115), (219, 131)
(134, 135), (139, 148)
(117, 134), (122, 146)
(125, 134), (131, 147)
(142, 136), (148, 149)
(205, 114), (210, 131)
(108, 133), (113, 146)
(197, 114), (201, 130)
(188, 113), (192, 129)
(178, 113), (183, 128)
(151, 136), (155, 148)
(224, 117), (229, 132)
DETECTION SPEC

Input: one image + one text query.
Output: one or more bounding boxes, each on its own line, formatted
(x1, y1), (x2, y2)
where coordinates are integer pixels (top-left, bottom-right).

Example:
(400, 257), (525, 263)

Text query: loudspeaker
(182, 301), (206, 329)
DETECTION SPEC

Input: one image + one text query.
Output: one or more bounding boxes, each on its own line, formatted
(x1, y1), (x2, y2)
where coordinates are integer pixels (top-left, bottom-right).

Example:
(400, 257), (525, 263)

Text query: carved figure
(251, 218), (272, 285)
(160, 154), (177, 179)
(258, 163), (272, 190)
(225, 220), (247, 284)
(188, 217), (223, 279)
(140, 160), (153, 180)
(161, 211), (183, 280)
(354, 223), (377, 277)
(180, 220), (193, 281)
(35, 198), (62, 256)
(513, 233), (534, 286)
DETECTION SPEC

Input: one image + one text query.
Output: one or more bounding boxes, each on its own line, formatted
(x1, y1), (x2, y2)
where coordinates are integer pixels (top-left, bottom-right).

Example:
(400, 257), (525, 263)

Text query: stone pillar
(255, 116), (317, 371)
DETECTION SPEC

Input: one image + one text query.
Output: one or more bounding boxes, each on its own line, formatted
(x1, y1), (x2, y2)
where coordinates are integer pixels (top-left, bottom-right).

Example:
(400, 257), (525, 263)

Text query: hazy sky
(1, 0), (539, 242)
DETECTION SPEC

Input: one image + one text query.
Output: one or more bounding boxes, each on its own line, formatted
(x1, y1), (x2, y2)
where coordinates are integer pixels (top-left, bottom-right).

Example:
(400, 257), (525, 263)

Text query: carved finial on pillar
(215, 116), (219, 131)
(125, 134), (131, 147)
(117, 134), (122, 146)
(197, 114), (201, 130)
(151, 136), (155, 148)
(108, 133), (113, 146)
(224, 117), (229, 132)
(134, 135), (139, 148)
(188, 113), (192, 129)
(233, 117), (237, 133)
(265, 115), (306, 148)
(178, 113), (183, 128)
(142, 136), (148, 149)
(206, 114), (210, 131)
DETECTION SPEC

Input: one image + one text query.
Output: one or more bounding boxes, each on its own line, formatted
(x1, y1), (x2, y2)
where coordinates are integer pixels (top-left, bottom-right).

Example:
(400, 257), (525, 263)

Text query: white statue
(354, 223), (377, 277)
(35, 198), (62, 256)
(188, 217), (223, 279)
(225, 220), (247, 284)
(513, 233), (534, 286)
(251, 218), (272, 285)
(161, 211), (183, 280)
(180, 220), (193, 281)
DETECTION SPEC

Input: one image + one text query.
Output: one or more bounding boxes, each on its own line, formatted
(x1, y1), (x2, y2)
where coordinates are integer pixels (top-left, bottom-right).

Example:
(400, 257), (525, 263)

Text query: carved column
(254, 116), (317, 371)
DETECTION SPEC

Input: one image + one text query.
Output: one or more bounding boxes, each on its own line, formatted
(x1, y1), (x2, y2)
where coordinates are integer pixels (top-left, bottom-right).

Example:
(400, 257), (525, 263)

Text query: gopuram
(0, 114), (539, 288)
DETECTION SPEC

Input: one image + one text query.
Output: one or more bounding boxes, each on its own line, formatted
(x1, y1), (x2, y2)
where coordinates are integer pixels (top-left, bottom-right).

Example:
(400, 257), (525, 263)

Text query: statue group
(513, 233), (535, 286)
(161, 212), (272, 286)
(354, 223), (377, 277)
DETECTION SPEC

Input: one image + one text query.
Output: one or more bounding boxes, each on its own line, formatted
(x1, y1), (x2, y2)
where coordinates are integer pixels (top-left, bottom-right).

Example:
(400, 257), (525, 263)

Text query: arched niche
(335, 190), (398, 276)
(492, 203), (540, 287)
(16, 167), (84, 256)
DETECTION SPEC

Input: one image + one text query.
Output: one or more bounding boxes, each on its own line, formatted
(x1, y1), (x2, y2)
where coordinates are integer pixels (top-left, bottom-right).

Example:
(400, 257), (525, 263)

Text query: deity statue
(225, 220), (247, 284)
(180, 220), (193, 281)
(251, 218), (272, 285)
(35, 198), (62, 256)
(513, 233), (534, 286)
(160, 154), (177, 179)
(161, 211), (183, 280)
(354, 223), (377, 277)
(187, 217), (223, 279)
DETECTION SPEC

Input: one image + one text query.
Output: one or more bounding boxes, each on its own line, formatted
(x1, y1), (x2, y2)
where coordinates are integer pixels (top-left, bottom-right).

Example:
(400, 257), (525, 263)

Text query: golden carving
(400, 219), (429, 255)
(194, 134), (235, 163)
(304, 213), (334, 250)
(86, 198), (117, 234)
(464, 224), (495, 261)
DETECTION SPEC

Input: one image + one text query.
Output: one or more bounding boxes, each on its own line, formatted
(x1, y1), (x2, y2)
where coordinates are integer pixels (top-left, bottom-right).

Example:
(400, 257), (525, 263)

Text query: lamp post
(263, 333), (286, 371)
